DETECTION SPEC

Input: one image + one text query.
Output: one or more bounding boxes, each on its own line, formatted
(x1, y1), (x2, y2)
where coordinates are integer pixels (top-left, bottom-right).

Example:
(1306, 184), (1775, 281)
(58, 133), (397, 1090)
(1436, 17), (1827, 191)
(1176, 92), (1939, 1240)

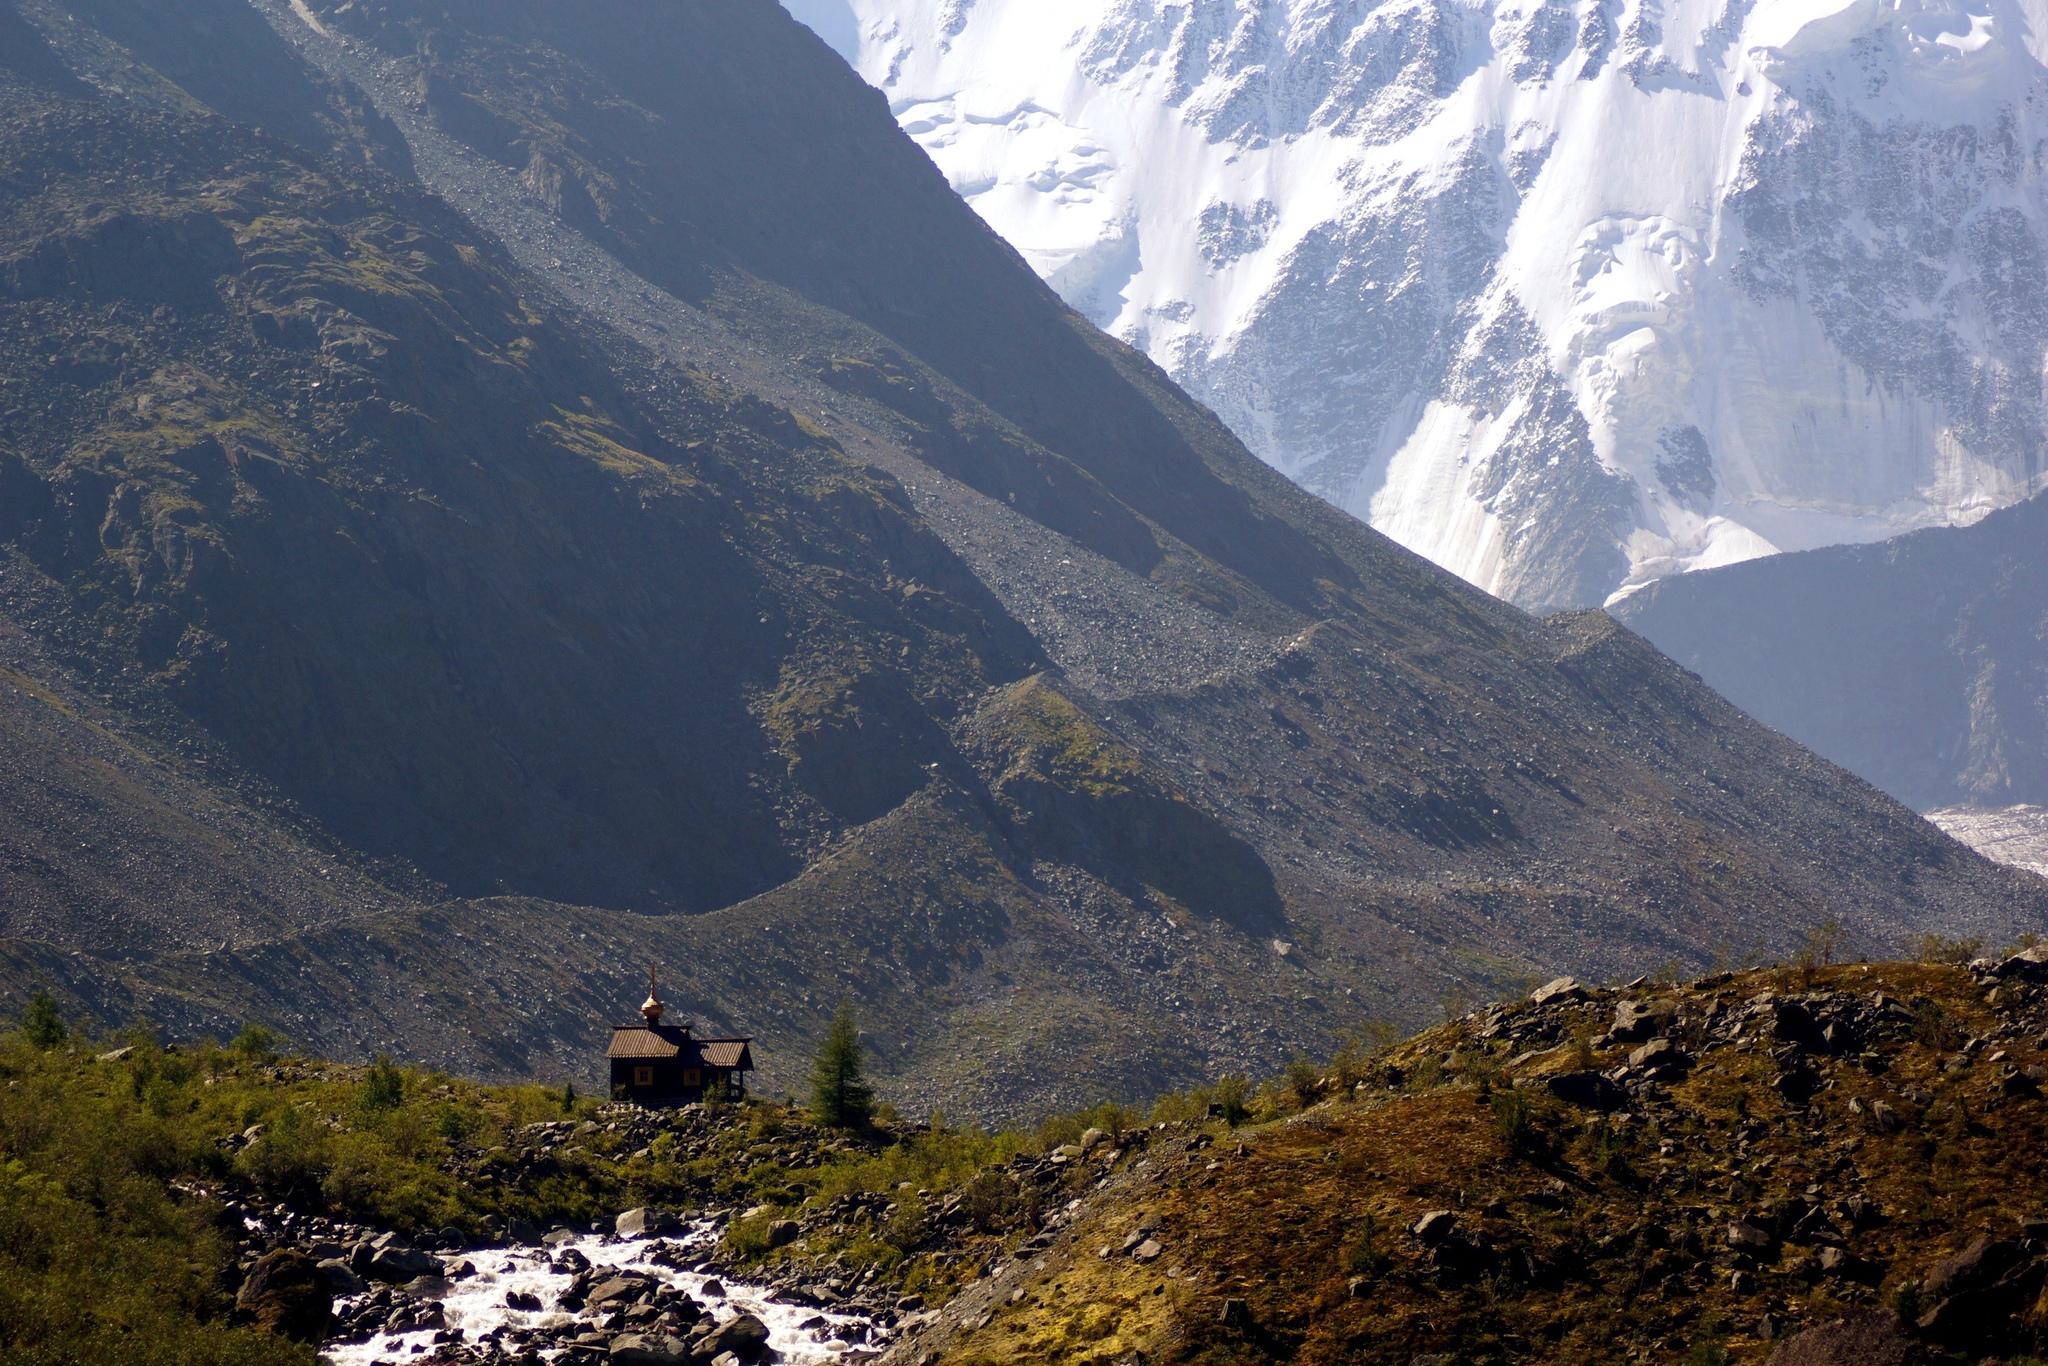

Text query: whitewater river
(322, 1224), (884, 1365)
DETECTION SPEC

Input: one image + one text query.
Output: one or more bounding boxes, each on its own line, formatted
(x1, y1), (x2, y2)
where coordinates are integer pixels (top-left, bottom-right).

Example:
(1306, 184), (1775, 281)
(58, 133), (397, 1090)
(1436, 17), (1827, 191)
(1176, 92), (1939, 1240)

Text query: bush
(1907, 933), (1984, 966)
(961, 1171), (1027, 1232)
(885, 1195), (928, 1250)
(1212, 1075), (1251, 1127)
(230, 1024), (277, 1060)
(1491, 1089), (1540, 1157)
(1342, 1213), (1388, 1275)
(361, 1055), (406, 1112)
(1284, 1059), (1322, 1109)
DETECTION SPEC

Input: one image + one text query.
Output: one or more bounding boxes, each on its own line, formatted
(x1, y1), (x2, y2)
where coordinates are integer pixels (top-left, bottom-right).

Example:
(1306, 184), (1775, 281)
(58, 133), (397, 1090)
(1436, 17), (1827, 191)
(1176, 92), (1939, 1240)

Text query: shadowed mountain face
(1615, 491), (2048, 815)
(0, 0), (2037, 1121)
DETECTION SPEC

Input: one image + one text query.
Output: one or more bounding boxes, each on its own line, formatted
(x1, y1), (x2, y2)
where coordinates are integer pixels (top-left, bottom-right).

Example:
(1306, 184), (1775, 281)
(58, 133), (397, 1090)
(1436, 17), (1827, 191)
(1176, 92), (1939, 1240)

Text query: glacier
(788, 0), (2048, 610)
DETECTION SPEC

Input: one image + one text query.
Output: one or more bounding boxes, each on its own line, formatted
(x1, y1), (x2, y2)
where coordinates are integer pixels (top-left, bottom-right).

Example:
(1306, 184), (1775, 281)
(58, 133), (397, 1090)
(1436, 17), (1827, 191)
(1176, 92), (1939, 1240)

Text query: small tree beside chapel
(810, 998), (875, 1129)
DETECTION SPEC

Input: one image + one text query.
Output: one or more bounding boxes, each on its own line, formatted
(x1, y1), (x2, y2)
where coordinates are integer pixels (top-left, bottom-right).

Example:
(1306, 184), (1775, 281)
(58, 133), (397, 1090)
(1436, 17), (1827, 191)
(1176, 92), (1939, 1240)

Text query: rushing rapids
(320, 1221), (889, 1365)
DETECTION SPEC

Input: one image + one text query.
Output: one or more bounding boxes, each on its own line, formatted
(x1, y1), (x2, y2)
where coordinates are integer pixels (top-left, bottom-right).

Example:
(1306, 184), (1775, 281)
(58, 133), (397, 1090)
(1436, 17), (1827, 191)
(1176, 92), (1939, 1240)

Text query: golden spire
(640, 965), (664, 1023)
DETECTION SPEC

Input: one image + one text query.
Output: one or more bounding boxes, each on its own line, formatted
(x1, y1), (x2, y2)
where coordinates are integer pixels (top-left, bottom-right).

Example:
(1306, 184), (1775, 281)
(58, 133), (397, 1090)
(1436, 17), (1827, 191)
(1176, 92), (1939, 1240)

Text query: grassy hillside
(899, 952), (2048, 1365)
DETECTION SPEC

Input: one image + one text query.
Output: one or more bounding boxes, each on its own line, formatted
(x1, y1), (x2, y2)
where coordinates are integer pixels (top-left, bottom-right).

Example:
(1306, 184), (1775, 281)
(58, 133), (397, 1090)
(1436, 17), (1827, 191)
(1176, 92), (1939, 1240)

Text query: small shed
(606, 970), (753, 1105)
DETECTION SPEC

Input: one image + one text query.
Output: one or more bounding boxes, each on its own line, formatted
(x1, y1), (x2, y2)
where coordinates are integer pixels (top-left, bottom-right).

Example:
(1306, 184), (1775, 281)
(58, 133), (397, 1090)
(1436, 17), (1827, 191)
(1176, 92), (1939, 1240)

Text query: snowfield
(789, 0), (2048, 609)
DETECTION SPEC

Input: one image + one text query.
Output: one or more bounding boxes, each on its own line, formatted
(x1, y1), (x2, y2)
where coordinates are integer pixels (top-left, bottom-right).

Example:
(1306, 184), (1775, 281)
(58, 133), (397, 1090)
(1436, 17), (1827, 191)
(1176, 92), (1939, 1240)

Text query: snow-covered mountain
(787, 0), (2048, 610)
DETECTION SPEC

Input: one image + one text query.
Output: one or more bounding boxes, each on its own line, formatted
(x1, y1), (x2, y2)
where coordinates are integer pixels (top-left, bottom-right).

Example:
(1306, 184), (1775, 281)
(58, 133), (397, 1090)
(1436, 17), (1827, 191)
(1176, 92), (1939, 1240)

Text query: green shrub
(229, 1024), (277, 1060)
(360, 1055), (406, 1112)
(1212, 1075), (1251, 1126)
(1491, 1089), (1540, 1158)
(1284, 1059), (1322, 1109)
(1342, 1213), (1387, 1276)
(885, 1195), (928, 1250)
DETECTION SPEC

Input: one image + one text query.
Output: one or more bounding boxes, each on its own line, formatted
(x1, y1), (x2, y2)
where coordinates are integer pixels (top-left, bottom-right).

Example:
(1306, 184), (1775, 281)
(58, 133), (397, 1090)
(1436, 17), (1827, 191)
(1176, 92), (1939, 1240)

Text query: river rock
(315, 1257), (367, 1295)
(610, 1332), (690, 1365)
(236, 1248), (332, 1343)
(617, 1207), (679, 1238)
(366, 1234), (442, 1282)
(588, 1275), (652, 1307)
(694, 1312), (771, 1361)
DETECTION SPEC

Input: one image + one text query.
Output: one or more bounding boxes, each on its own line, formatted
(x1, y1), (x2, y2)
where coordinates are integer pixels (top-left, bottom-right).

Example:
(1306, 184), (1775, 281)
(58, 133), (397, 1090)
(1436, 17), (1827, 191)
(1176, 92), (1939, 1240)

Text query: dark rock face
(236, 1247), (331, 1342)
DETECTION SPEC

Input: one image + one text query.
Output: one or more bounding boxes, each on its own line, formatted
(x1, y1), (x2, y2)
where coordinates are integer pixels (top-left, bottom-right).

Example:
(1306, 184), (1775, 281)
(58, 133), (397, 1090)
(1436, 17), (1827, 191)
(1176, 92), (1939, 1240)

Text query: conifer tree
(809, 998), (874, 1128)
(21, 990), (65, 1049)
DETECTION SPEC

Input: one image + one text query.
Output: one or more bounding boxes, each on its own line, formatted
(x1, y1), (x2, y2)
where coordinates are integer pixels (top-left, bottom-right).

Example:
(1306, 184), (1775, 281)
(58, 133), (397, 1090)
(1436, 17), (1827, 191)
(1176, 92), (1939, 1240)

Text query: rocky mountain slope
(1614, 488), (2048, 817)
(0, 0), (2038, 1122)
(813, 0), (2048, 610)
(888, 953), (2048, 1365)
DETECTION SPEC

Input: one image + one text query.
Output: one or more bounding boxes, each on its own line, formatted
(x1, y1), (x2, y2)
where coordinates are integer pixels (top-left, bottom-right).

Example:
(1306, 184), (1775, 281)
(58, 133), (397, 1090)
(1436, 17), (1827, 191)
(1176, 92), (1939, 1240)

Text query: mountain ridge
(0, 0), (2035, 1122)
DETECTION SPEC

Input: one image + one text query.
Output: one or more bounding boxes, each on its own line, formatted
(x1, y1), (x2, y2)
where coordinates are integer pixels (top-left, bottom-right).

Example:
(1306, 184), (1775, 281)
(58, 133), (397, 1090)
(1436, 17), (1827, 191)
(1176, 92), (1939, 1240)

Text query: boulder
(315, 1258), (367, 1296)
(1131, 1238), (1163, 1262)
(588, 1275), (652, 1307)
(236, 1248), (332, 1343)
(695, 1312), (771, 1362)
(1771, 1002), (1830, 1052)
(1766, 1310), (1922, 1365)
(1990, 945), (2048, 983)
(1531, 977), (1583, 1007)
(1627, 1038), (1686, 1073)
(1916, 1233), (2046, 1347)
(1814, 1246), (1876, 1282)
(1546, 1070), (1623, 1110)
(1411, 1210), (1458, 1244)
(403, 1275), (452, 1300)
(610, 1332), (691, 1365)
(1610, 999), (1672, 1043)
(766, 1220), (801, 1248)
(1727, 1220), (1775, 1253)
(366, 1239), (442, 1282)
(617, 1207), (679, 1239)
